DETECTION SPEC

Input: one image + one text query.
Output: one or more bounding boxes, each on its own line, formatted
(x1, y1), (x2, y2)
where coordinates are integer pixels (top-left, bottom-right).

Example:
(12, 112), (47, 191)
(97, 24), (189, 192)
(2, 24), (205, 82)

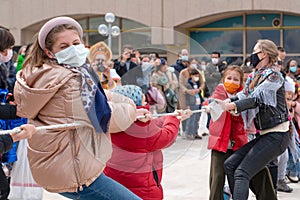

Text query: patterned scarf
(239, 65), (283, 130)
(63, 63), (111, 133)
(244, 66), (268, 94)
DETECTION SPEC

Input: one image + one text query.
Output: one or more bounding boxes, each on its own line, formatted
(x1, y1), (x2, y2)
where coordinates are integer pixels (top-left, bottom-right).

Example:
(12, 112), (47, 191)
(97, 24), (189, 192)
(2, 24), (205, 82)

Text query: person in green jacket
(16, 44), (32, 73)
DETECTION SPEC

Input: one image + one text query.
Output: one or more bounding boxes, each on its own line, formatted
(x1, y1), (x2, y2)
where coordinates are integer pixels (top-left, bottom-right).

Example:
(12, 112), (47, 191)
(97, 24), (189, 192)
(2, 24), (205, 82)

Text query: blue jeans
(224, 131), (290, 200)
(186, 105), (201, 136)
(60, 173), (141, 200)
(287, 148), (300, 178)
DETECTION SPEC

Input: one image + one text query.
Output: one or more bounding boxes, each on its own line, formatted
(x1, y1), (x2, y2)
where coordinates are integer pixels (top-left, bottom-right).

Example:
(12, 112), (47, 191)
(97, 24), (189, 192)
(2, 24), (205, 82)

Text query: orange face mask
(224, 81), (240, 94)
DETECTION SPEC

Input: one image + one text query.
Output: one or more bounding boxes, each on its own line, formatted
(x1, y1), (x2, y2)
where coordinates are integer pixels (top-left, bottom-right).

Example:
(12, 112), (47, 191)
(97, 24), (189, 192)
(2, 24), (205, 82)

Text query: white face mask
(246, 62), (251, 67)
(0, 49), (13, 63)
(201, 65), (206, 71)
(190, 64), (197, 69)
(181, 55), (188, 61)
(211, 58), (219, 65)
(194, 77), (200, 82)
(54, 44), (89, 67)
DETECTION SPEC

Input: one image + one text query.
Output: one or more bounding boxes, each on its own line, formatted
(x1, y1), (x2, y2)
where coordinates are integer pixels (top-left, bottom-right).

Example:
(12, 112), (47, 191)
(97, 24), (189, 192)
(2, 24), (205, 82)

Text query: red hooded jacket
(104, 105), (180, 200)
(208, 84), (247, 152)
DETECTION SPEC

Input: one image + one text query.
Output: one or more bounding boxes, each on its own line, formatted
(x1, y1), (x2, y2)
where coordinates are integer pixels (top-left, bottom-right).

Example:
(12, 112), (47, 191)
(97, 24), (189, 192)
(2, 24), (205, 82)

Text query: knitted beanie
(113, 85), (143, 106)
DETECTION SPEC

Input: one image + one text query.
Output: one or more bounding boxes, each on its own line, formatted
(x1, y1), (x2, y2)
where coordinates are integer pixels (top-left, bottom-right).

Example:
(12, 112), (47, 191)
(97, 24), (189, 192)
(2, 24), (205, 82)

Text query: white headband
(38, 16), (83, 49)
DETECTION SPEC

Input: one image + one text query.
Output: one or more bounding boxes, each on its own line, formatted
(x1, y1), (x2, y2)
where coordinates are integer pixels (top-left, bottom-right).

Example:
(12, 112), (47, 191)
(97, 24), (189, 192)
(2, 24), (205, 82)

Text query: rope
(0, 108), (209, 135)
(0, 122), (83, 135)
(136, 108), (206, 119)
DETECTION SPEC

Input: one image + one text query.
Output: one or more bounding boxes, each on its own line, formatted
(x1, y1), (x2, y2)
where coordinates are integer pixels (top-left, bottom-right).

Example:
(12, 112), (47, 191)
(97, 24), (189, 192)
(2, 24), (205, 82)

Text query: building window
(246, 30), (280, 53)
(190, 31), (243, 54)
(284, 30), (300, 53)
(189, 13), (300, 65)
(246, 14), (280, 27)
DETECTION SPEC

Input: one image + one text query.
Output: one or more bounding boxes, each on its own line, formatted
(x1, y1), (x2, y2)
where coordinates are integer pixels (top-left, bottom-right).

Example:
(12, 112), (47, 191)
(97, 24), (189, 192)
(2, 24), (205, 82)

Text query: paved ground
(31, 136), (300, 199)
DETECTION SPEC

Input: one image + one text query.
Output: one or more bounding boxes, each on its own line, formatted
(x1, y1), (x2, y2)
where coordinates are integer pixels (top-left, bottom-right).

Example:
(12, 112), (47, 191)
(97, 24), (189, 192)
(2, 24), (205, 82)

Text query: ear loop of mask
(46, 49), (57, 60)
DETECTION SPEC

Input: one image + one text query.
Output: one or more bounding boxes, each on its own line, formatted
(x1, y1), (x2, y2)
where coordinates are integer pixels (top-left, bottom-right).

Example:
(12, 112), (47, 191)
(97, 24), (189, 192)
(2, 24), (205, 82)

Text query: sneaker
(202, 132), (209, 136)
(277, 179), (293, 193)
(186, 134), (195, 140)
(286, 174), (299, 183)
(223, 185), (232, 200)
(195, 135), (202, 139)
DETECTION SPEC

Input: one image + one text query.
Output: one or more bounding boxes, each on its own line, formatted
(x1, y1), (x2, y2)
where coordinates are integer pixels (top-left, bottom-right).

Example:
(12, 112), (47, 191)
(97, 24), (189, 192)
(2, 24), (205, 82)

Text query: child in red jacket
(208, 65), (247, 200)
(104, 85), (191, 200)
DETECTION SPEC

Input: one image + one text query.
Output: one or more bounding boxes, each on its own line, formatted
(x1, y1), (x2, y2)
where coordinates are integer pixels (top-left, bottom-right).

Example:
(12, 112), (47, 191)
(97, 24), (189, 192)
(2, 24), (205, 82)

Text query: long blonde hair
(23, 24), (81, 69)
(256, 39), (278, 67)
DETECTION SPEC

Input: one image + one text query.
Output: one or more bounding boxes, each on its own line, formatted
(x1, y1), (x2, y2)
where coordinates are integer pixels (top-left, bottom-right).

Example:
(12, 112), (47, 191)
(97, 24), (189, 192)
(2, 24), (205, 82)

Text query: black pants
(210, 150), (277, 200)
(224, 131), (290, 200)
(0, 167), (9, 200)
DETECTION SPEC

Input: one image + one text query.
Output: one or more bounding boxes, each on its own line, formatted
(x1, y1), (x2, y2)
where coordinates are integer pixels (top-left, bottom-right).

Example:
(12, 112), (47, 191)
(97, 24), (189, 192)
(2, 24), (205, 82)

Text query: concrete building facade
(1, 0), (300, 64)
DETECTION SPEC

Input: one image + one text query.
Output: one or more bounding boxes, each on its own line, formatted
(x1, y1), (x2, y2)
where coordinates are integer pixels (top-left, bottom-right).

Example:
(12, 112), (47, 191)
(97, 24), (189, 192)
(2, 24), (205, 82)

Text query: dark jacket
(0, 61), (16, 92)
(171, 60), (187, 74)
(0, 134), (13, 154)
(204, 63), (222, 94)
(232, 80), (288, 130)
(0, 104), (17, 120)
(185, 78), (203, 106)
(114, 61), (143, 85)
(0, 63), (9, 90)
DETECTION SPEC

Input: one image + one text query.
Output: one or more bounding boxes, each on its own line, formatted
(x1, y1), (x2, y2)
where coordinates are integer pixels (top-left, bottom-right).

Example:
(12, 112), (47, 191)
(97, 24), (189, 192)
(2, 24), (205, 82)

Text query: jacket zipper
(152, 166), (160, 188)
(257, 112), (262, 130)
(269, 106), (275, 115)
(70, 131), (83, 191)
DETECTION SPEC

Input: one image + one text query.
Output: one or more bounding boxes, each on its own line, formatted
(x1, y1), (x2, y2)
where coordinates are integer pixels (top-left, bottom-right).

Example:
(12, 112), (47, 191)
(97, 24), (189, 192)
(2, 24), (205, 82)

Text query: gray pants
(278, 149), (289, 180)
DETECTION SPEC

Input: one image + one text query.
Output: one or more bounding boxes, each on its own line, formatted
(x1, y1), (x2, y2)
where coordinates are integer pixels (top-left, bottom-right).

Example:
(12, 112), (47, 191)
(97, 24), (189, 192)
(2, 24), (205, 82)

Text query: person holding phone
(88, 41), (118, 89)
(114, 45), (143, 85)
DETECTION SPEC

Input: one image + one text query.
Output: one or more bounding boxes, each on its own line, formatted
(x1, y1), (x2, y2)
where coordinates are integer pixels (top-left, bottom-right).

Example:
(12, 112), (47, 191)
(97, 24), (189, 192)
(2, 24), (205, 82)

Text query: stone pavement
(41, 135), (300, 200)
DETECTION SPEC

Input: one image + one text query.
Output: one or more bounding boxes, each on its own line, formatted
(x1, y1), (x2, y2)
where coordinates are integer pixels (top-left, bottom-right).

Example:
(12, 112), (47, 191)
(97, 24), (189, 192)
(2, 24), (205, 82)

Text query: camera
(95, 60), (106, 72)
(130, 53), (136, 58)
(149, 54), (154, 61)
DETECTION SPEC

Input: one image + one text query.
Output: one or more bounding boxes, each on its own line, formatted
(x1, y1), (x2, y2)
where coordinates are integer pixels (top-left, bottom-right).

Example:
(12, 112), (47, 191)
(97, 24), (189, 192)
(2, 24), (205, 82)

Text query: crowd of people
(0, 15), (300, 200)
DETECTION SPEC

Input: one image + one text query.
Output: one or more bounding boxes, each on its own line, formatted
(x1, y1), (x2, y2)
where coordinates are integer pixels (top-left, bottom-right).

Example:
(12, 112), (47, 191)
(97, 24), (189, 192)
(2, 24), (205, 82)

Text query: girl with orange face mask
(208, 65), (279, 200)
(207, 65), (247, 200)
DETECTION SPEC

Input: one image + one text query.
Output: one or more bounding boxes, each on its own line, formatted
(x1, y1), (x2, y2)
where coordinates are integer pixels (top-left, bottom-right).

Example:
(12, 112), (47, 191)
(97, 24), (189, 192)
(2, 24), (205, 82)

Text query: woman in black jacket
(221, 39), (290, 200)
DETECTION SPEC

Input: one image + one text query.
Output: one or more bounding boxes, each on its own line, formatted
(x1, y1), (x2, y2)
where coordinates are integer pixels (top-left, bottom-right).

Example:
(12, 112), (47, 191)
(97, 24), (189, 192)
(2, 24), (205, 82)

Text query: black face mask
(250, 52), (261, 68)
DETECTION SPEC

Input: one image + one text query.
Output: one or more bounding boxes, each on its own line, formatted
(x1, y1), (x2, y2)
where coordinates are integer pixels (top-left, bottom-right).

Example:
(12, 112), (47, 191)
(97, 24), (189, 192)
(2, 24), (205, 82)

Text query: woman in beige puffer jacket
(13, 16), (143, 200)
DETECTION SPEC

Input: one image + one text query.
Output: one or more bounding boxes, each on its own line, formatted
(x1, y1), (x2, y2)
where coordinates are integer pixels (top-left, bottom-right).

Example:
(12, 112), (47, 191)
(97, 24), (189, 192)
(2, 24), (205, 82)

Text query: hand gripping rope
(0, 100), (224, 135)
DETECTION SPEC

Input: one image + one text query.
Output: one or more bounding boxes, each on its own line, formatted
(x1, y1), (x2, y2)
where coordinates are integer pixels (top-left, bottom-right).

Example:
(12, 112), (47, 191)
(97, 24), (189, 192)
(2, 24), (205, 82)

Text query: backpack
(163, 87), (178, 113)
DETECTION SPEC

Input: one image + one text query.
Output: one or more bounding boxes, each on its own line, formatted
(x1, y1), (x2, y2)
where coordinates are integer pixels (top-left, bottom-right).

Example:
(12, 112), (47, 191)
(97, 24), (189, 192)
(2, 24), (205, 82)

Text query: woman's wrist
(233, 103), (238, 114)
(229, 102), (237, 112)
